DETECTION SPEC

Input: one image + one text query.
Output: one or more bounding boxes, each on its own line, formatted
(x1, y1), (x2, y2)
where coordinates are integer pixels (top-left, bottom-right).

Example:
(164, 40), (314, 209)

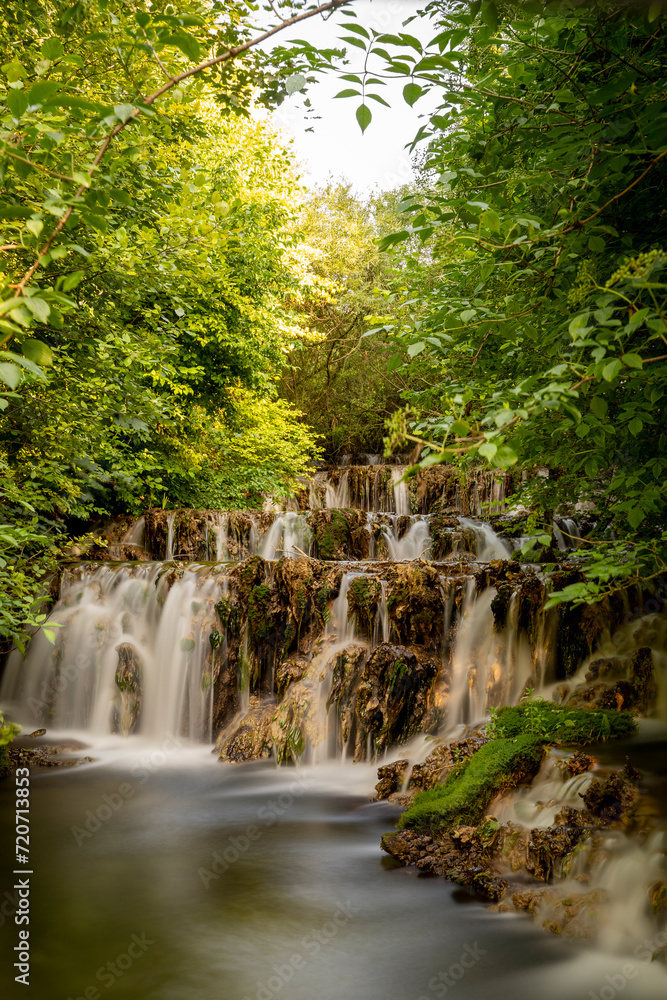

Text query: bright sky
(262, 0), (434, 193)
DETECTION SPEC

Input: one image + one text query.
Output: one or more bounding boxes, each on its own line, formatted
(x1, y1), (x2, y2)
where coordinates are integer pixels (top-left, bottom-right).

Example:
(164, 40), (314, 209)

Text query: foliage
(0, 1), (353, 643)
(335, 1), (667, 596)
(487, 696), (637, 744)
(280, 182), (416, 457)
(397, 734), (544, 831)
(0, 709), (21, 746)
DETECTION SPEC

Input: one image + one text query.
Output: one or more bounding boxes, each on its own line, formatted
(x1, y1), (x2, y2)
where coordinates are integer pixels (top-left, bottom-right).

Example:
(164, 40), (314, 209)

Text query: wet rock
(275, 655), (310, 698)
(310, 509), (368, 560)
(271, 661), (330, 763)
(113, 642), (142, 735)
(629, 647), (657, 714)
(527, 825), (585, 881)
(347, 576), (382, 639)
(215, 698), (275, 763)
(386, 564), (445, 648)
(560, 750), (596, 779)
(375, 759), (410, 800)
(472, 873), (509, 901)
(326, 644), (368, 752)
(353, 643), (438, 761)
(649, 880), (667, 916)
(28, 729), (46, 738)
(581, 772), (637, 824)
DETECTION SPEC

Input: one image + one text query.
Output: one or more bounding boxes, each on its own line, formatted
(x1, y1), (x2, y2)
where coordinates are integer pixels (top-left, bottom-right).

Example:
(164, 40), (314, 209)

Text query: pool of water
(1, 739), (666, 1000)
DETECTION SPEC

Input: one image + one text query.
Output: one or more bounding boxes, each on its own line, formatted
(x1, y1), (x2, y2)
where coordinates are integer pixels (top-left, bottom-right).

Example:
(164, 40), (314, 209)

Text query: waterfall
(458, 516), (511, 560)
(390, 468), (410, 515)
(257, 512), (312, 560)
(446, 584), (534, 729)
(165, 512), (176, 560)
(381, 516), (432, 561)
(0, 564), (220, 741)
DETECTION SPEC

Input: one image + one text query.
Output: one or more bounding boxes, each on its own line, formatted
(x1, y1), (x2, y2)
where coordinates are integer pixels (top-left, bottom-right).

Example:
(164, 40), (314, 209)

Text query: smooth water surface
(1, 741), (666, 1000)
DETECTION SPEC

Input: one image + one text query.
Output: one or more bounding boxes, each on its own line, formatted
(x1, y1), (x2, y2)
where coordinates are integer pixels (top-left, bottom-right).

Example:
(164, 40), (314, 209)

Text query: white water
(446, 584), (535, 728)
(257, 512), (312, 560)
(381, 516), (432, 561)
(458, 517), (511, 560)
(0, 564), (221, 741)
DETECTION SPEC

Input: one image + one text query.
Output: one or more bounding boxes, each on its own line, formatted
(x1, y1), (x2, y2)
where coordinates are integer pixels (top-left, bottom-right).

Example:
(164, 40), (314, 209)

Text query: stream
(1, 461), (666, 998)
(1, 740), (666, 1000)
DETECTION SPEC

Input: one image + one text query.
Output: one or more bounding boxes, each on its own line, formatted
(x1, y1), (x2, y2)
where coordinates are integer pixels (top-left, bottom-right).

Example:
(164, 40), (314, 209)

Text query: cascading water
(2, 457), (667, 998)
(257, 512), (312, 560)
(1, 563), (221, 741)
(458, 516), (512, 560)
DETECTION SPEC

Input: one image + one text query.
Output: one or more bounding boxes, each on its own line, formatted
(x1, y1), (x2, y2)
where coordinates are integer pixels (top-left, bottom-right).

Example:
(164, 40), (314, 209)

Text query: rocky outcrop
(113, 642), (142, 735)
(353, 643), (439, 761)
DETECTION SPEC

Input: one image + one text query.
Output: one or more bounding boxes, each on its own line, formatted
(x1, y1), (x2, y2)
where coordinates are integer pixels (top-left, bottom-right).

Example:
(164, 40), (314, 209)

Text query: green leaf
(7, 89), (28, 118)
(588, 236), (606, 252)
(403, 83), (423, 107)
(602, 359), (622, 381)
(482, 2), (499, 30)
(286, 74), (306, 95)
(628, 416), (643, 436)
(648, 2), (662, 23)
(621, 352), (643, 369)
(482, 209), (501, 234)
(334, 89), (361, 99)
(25, 218), (43, 238)
(0, 362), (21, 389)
(407, 341), (425, 357)
(24, 298), (50, 323)
(494, 444), (518, 468)
(590, 397), (608, 419)
(41, 37), (64, 60)
(61, 271), (85, 292)
(356, 103), (372, 133)
(114, 104), (136, 124)
(478, 442), (497, 460)
(27, 80), (60, 107)
(22, 339), (53, 366)
(627, 508), (645, 528)
(171, 31), (201, 62)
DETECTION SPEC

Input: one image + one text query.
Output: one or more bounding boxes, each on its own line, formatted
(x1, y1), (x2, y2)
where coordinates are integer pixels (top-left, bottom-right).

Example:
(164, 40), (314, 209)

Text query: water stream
(1, 460), (666, 998)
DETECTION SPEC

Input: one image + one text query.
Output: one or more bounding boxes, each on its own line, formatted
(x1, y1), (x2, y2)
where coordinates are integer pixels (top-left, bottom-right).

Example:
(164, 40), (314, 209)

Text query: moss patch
(247, 584), (272, 645)
(347, 576), (382, 638)
(488, 700), (637, 744)
(398, 735), (545, 832)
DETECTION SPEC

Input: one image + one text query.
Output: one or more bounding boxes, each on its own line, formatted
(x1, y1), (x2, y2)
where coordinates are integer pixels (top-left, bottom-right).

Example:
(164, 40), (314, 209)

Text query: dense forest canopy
(0, 0), (665, 650)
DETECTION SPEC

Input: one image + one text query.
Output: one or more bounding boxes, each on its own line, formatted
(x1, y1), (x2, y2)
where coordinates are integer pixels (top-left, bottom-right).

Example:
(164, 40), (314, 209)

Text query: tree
(335, 0), (667, 599)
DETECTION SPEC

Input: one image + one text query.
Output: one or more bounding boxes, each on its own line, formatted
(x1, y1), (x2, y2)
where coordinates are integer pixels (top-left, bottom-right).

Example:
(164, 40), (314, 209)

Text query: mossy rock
(347, 576), (382, 638)
(248, 584), (272, 645)
(398, 735), (545, 832)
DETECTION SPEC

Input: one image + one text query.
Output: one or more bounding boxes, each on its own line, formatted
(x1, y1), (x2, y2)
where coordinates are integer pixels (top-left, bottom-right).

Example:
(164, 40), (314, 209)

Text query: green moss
(0, 745), (10, 780)
(389, 658), (408, 695)
(209, 629), (222, 650)
(215, 597), (242, 637)
(398, 735), (545, 832)
(248, 584), (272, 644)
(315, 509), (350, 560)
(347, 576), (381, 637)
(488, 700), (637, 745)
